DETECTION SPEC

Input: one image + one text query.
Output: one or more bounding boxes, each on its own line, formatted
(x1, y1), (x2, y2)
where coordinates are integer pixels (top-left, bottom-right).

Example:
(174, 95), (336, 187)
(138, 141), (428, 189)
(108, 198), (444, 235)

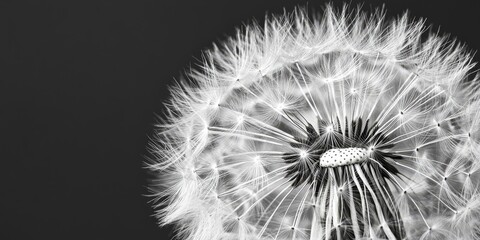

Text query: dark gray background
(2, 0), (479, 239)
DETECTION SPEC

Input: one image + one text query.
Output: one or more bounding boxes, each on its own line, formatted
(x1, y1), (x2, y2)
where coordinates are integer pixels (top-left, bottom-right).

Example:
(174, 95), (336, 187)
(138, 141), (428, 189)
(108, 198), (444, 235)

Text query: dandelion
(148, 4), (480, 240)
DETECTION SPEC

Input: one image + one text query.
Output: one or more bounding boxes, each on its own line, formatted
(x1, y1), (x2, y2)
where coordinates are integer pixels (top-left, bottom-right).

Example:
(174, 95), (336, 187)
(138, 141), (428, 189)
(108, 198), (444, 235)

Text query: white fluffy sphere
(148, 5), (480, 240)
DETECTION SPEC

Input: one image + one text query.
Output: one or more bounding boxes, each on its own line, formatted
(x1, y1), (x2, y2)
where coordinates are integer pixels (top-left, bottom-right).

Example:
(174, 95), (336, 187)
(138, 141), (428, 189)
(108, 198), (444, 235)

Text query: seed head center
(319, 147), (368, 168)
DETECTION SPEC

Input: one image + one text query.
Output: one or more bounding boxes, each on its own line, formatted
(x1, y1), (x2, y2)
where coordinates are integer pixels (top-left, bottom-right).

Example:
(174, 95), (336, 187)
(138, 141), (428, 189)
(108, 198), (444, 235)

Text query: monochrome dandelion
(148, 5), (480, 240)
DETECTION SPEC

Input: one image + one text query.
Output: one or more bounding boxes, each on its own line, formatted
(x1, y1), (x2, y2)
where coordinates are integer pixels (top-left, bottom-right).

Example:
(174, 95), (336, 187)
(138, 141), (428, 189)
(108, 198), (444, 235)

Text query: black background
(2, 0), (479, 239)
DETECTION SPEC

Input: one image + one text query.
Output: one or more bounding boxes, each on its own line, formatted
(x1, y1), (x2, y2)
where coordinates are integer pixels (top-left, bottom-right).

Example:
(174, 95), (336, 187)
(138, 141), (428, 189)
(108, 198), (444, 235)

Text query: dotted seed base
(319, 148), (368, 168)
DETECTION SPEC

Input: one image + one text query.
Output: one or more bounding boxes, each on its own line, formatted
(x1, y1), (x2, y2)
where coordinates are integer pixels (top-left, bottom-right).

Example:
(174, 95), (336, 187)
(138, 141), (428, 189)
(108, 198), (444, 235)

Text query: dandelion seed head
(149, 4), (480, 240)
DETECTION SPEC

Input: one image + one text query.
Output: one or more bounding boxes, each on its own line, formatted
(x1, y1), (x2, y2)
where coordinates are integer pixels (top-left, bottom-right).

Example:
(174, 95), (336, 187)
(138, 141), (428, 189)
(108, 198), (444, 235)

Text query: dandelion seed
(148, 4), (480, 240)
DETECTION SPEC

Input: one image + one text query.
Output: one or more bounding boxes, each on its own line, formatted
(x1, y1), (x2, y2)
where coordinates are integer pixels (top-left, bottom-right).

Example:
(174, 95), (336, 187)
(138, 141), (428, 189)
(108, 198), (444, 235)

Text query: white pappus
(147, 4), (480, 240)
